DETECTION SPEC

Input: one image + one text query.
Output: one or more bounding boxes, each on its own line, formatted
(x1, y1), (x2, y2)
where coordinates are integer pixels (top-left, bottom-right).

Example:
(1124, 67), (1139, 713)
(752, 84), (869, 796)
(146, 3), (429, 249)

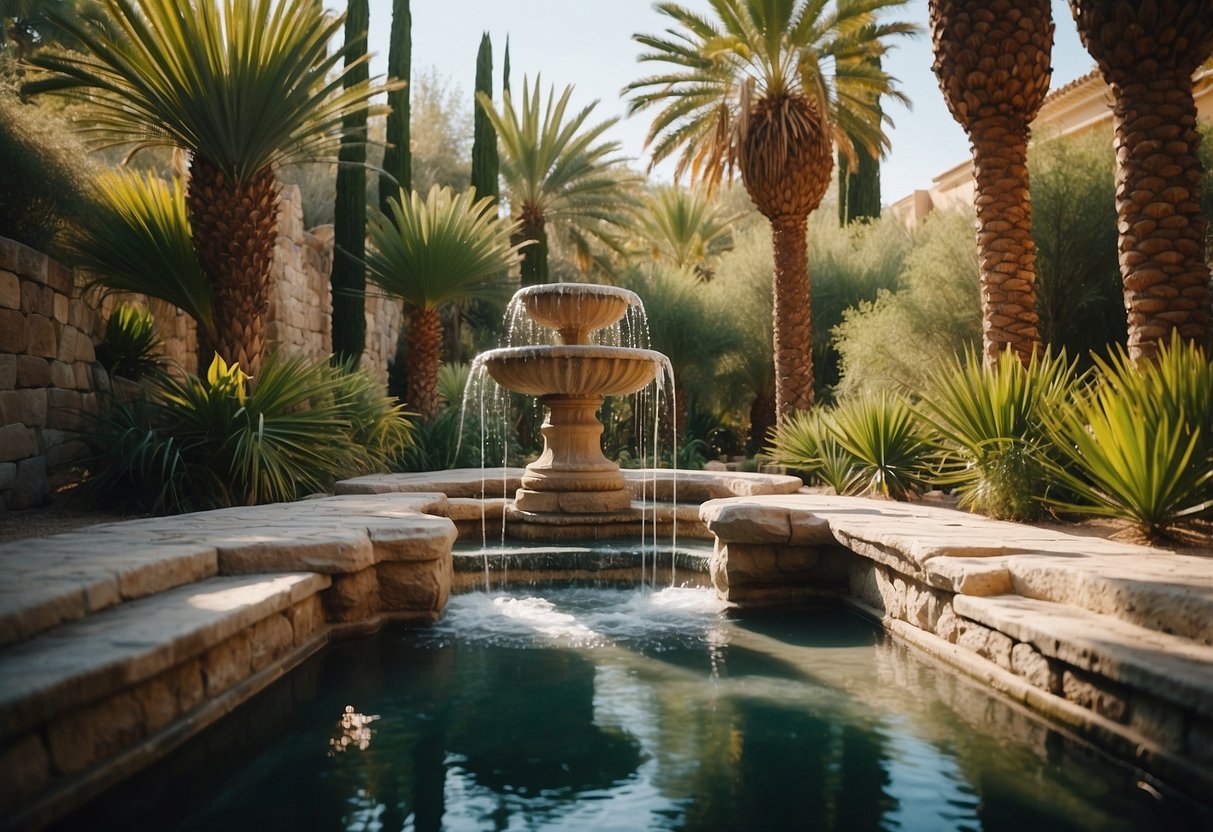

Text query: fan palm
(366, 185), (526, 418)
(930, 0), (1054, 368)
(637, 186), (745, 280)
(25, 0), (386, 375)
(1067, 0), (1213, 361)
(478, 76), (638, 286)
(627, 0), (915, 419)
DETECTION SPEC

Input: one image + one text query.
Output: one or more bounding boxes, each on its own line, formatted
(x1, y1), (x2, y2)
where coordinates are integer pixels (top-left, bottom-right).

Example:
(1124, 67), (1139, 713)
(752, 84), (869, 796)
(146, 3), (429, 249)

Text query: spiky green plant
(83, 353), (413, 513)
(365, 185), (525, 417)
(765, 407), (862, 494)
(69, 170), (216, 348)
(96, 303), (163, 381)
(636, 186), (744, 280)
(1042, 335), (1212, 538)
(917, 346), (1077, 520)
(827, 392), (929, 500)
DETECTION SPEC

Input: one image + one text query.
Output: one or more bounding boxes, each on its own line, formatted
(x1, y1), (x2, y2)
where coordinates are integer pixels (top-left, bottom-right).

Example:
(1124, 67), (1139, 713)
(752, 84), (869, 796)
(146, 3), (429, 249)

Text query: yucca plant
(69, 170), (216, 351)
(365, 184), (525, 418)
(917, 346), (1077, 520)
(96, 303), (163, 381)
(1042, 335), (1212, 538)
(84, 353), (413, 513)
(827, 392), (930, 500)
(765, 407), (862, 494)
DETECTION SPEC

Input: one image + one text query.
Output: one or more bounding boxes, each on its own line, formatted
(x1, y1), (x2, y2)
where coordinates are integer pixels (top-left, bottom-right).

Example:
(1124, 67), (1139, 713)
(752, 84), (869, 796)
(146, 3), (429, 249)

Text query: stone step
(953, 593), (1213, 720)
(0, 571), (329, 744)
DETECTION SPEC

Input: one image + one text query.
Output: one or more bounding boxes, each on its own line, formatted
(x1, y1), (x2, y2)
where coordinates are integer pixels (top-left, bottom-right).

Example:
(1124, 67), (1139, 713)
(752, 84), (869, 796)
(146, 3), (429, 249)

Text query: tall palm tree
(1067, 0), (1213, 361)
(25, 0), (385, 375)
(478, 77), (637, 286)
(637, 186), (744, 281)
(930, 0), (1053, 368)
(627, 0), (915, 420)
(365, 185), (525, 418)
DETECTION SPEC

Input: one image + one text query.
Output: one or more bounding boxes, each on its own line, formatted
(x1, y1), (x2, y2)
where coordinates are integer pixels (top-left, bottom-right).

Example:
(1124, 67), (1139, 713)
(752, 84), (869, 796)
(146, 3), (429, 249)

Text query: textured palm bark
(518, 208), (548, 287)
(187, 157), (279, 376)
(771, 216), (814, 418)
(970, 117), (1041, 365)
(406, 305), (443, 420)
(738, 93), (832, 420)
(930, 0), (1052, 367)
(1068, 0), (1213, 360)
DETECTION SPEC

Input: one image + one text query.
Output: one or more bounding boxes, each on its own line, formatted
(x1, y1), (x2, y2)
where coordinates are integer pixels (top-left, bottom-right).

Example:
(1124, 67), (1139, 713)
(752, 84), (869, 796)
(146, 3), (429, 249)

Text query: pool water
(64, 587), (1206, 831)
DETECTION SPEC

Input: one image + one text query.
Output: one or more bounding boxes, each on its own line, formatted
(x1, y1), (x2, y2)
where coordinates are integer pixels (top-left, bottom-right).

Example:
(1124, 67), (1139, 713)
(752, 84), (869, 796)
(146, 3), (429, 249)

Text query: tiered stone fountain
(481, 283), (666, 514)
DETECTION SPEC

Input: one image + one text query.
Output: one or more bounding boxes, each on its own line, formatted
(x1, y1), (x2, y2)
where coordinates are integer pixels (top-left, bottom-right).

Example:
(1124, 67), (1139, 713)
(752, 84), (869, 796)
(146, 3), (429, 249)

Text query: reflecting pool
(61, 587), (1207, 831)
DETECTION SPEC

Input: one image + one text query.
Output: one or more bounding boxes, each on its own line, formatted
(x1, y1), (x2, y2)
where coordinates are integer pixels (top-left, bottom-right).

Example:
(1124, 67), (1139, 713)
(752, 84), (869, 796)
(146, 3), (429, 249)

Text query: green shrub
(827, 392), (930, 500)
(834, 210), (981, 397)
(84, 354), (413, 513)
(0, 92), (97, 252)
(765, 408), (861, 494)
(1042, 335), (1212, 539)
(917, 347), (1077, 520)
(96, 303), (163, 381)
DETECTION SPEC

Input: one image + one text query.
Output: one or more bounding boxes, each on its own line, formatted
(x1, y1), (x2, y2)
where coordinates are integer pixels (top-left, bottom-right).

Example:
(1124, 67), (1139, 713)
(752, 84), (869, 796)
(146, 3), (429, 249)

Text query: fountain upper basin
(516, 283), (641, 343)
(482, 345), (663, 397)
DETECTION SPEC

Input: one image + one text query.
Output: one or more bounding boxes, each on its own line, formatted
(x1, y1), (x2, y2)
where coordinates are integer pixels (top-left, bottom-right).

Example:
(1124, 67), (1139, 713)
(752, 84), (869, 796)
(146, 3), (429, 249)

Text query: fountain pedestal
(480, 284), (664, 515)
(515, 395), (632, 513)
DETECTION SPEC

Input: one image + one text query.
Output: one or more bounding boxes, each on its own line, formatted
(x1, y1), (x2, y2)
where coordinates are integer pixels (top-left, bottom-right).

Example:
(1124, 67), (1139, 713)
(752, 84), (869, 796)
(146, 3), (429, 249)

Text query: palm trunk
(970, 116), (1041, 367)
(187, 157), (279, 376)
(771, 215), (814, 418)
(518, 210), (548, 287)
(406, 305), (442, 419)
(1110, 71), (1211, 360)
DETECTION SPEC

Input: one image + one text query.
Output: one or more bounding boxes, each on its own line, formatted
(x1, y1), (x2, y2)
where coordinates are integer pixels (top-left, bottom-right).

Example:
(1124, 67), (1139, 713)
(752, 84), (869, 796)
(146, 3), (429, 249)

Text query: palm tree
(1067, 0), (1213, 361)
(930, 0), (1053, 368)
(365, 185), (525, 418)
(25, 0), (385, 375)
(637, 186), (744, 281)
(478, 77), (637, 286)
(627, 0), (915, 420)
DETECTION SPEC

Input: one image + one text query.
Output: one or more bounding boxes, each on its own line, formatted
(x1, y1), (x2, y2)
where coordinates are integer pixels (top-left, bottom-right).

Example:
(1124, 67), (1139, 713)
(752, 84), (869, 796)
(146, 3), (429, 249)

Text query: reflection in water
(59, 587), (1208, 832)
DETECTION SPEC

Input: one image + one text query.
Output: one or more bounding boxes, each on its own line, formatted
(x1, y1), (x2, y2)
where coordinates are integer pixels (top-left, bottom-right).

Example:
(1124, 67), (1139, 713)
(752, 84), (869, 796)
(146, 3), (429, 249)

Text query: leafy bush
(0, 91), (97, 252)
(917, 347), (1077, 520)
(1030, 128), (1124, 364)
(834, 210), (981, 396)
(826, 392), (930, 500)
(96, 303), (163, 381)
(1042, 335), (1212, 538)
(84, 354), (413, 513)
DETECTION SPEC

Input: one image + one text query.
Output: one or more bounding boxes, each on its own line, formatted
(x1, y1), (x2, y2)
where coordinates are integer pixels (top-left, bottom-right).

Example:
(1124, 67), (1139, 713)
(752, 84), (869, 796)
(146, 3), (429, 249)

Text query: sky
(363, 0), (1097, 206)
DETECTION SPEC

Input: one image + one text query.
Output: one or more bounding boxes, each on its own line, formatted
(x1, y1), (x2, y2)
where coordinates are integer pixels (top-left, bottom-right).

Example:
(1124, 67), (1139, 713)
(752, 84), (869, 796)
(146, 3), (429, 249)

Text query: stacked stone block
(0, 239), (104, 509)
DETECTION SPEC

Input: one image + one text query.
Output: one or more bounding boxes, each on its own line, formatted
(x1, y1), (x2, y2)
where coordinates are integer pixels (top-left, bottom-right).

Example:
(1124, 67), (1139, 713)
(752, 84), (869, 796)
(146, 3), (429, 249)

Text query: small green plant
(1042, 335), (1212, 539)
(96, 304), (163, 381)
(826, 392), (930, 500)
(84, 354), (413, 513)
(916, 347), (1077, 520)
(765, 408), (862, 494)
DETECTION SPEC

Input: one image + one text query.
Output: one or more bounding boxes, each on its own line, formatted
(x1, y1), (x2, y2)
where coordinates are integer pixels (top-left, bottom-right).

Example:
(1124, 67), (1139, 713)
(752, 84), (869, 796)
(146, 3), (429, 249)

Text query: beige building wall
(890, 64), (1213, 226)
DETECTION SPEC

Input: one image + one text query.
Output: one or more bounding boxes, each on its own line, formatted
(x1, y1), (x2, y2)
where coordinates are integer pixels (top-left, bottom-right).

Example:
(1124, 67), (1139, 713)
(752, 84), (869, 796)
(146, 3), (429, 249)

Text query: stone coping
(335, 467), (804, 503)
(701, 494), (1213, 644)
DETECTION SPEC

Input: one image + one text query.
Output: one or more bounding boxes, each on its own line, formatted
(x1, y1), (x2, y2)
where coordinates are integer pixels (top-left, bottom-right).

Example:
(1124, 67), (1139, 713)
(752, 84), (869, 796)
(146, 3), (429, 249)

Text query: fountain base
(514, 394), (633, 514)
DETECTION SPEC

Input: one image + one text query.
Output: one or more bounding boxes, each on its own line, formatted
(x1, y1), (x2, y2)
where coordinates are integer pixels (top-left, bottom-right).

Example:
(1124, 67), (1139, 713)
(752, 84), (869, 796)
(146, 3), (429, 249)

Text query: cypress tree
(839, 58), (883, 225)
(470, 33), (498, 204)
(331, 0), (370, 364)
(380, 0), (412, 212)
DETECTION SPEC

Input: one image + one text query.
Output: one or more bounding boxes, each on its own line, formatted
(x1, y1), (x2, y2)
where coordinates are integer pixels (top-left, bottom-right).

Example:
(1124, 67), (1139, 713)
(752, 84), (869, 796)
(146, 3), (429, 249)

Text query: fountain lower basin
(481, 345), (663, 397)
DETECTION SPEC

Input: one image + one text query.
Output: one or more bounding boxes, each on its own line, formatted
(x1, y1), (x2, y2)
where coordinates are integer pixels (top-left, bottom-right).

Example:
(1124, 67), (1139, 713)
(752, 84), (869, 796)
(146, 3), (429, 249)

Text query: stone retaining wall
(0, 186), (402, 511)
(702, 495), (1213, 804)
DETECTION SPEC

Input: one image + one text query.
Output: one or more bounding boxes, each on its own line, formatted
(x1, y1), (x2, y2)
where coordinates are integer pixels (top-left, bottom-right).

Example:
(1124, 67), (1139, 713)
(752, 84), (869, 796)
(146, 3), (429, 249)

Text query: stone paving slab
(700, 494), (1213, 642)
(0, 572), (328, 741)
(336, 468), (522, 498)
(0, 494), (457, 645)
(954, 594), (1213, 718)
